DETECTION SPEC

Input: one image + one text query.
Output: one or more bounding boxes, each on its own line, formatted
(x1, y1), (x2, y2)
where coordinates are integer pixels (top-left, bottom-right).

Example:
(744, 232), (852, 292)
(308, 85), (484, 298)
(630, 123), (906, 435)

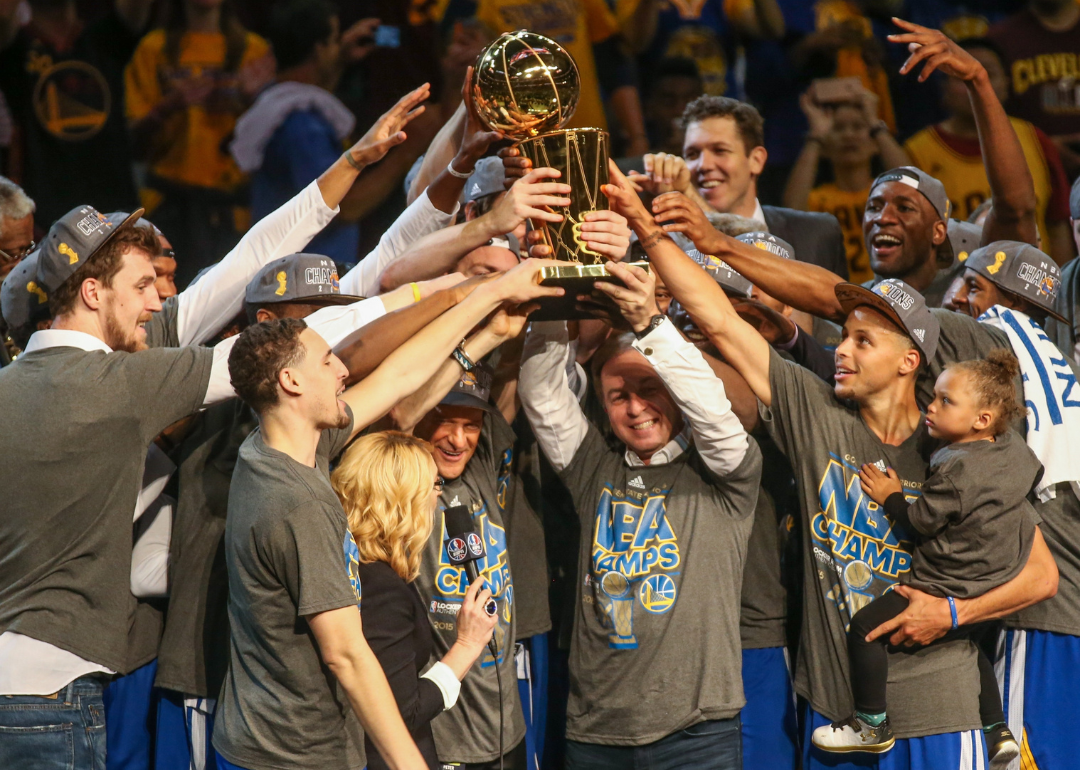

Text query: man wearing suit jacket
(630, 95), (848, 280)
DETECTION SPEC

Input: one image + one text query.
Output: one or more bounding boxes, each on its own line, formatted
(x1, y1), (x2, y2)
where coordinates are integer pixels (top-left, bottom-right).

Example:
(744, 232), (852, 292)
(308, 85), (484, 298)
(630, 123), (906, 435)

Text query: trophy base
(530, 262), (651, 321)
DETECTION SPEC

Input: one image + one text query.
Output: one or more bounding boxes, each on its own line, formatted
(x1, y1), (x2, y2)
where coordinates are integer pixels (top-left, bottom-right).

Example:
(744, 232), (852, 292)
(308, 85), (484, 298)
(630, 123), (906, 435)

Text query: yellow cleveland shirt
(474, 0), (617, 131)
(904, 117), (1054, 243)
(807, 183), (872, 284)
(125, 29), (269, 191)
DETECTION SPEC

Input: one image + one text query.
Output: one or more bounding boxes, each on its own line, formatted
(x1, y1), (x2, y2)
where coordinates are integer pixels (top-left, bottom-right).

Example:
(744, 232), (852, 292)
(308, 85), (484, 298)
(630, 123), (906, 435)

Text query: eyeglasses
(434, 476), (445, 494)
(0, 240), (36, 264)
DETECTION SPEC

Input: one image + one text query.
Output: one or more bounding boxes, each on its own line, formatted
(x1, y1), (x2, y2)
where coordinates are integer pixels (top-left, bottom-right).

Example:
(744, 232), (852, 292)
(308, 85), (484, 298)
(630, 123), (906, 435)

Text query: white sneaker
(812, 714), (896, 754)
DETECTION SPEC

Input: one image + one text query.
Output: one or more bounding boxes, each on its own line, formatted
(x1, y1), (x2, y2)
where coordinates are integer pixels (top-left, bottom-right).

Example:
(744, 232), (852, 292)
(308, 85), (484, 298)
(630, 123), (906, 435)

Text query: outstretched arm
(888, 18), (1037, 247)
(339, 260), (564, 439)
(651, 190), (847, 321)
(604, 163), (775, 405)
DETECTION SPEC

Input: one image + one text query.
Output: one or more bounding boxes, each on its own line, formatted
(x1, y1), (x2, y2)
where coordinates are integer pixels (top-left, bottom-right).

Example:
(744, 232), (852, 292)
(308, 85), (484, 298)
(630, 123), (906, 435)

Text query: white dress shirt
(519, 318), (748, 476)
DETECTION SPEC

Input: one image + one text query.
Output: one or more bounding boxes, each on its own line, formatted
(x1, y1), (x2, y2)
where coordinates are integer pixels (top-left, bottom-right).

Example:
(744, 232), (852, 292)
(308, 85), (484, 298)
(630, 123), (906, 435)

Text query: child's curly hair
(948, 348), (1025, 434)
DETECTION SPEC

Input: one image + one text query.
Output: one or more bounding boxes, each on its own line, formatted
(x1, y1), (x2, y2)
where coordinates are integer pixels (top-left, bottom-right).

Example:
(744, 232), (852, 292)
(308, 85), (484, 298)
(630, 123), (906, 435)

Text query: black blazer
(359, 560), (443, 770)
(762, 205), (850, 281)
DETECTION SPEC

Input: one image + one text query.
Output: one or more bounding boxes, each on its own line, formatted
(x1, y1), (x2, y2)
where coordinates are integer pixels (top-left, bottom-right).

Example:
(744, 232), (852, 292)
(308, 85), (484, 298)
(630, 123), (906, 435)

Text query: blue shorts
(155, 689), (217, 770)
(997, 628), (1080, 770)
(102, 658), (158, 770)
(802, 705), (987, 770)
(740, 646), (799, 769)
(516, 633), (549, 770)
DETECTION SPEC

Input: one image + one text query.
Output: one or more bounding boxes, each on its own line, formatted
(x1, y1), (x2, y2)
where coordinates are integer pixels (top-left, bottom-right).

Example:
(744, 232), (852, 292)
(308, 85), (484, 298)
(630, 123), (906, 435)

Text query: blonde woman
(332, 431), (497, 770)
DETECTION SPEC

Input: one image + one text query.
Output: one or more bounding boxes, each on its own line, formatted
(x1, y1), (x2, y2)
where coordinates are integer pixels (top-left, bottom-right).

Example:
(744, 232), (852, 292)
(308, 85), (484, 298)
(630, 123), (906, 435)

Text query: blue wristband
(947, 596), (958, 630)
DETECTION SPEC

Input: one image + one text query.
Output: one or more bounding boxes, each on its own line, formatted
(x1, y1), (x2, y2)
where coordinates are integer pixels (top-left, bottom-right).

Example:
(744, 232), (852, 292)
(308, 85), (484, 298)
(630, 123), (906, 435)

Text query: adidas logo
(912, 328), (925, 343)
(873, 460), (887, 472)
(448, 495), (461, 507)
(628, 476), (645, 490)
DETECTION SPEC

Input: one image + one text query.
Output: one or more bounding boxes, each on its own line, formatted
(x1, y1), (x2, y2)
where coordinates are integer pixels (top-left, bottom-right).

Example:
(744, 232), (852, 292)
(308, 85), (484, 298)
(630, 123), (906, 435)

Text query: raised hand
(487, 168), (571, 233)
(651, 191), (723, 253)
(859, 463), (903, 506)
(340, 18), (380, 63)
(498, 145), (533, 189)
(593, 261), (660, 333)
(627, 152), (692, 196)
(346, 83), (431, 169)
(888, 18), (985, 83)
(491, 258), (566, 304)
(799, 90), (833, 140)
(600, 159), (652, 229)
(453, 66), (504, 175)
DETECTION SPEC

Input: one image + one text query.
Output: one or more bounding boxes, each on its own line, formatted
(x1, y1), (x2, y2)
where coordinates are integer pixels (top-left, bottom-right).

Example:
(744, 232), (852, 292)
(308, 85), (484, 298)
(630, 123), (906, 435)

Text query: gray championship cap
(938, 219), (982, 268)
(736, 231), (795, 261)
(36, 205), (143, 293)
(871, 166), (951, 222)
(686, 248), (753, 298)
(1, 249), (50, 329)
(464, 157), (506, 204)
(964, 240), (1066, 323)
(440, 362), (497, 414)
(1070, 176), (1080, 220)
(835, 277), (940, 362)
(245, 253), (364, 307)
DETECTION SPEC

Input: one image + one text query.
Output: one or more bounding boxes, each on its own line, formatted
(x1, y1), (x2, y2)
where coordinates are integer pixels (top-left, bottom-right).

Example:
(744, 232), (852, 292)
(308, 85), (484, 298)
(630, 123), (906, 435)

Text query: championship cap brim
(101, 209), (146, 253)
(835, 282), (909, 334)
(439, 391), (499, 414)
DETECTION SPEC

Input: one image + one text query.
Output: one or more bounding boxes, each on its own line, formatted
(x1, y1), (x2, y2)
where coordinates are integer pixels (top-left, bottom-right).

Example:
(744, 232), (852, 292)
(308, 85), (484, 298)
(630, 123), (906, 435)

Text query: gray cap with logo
(1, 249), (50, 330)
(245, 253), (364, 307)
(439, 361), (497, 414)
(36, 205), (143, 293)
(938, 219), (982, 268)
(872, 166), (951, 222)
(835, 277), (940, 363)
(964, 240), (1066, 323)
(464, 157), (506, 205)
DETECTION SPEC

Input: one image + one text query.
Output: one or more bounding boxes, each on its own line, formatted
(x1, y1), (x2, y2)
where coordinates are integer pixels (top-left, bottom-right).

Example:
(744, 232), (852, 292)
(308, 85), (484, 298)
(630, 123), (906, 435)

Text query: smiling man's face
(414, 405), (485, 481)
(599, 348), (684, 462)
(863, 181), (945, 282)
(683, 116), (765, 216)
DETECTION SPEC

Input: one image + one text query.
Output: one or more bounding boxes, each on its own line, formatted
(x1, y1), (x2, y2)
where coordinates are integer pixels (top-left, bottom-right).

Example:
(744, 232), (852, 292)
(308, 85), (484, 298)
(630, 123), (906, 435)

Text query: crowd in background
(1, 0), (1078, 288)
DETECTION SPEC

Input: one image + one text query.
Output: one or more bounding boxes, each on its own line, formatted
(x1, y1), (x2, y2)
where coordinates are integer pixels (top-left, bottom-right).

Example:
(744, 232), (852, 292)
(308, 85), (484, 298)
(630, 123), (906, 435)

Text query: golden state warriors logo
(32, 60), (110, 142)
(591, 482), (681, 649)
(812, 455), (917, 625)
(343, 531), (362, 604)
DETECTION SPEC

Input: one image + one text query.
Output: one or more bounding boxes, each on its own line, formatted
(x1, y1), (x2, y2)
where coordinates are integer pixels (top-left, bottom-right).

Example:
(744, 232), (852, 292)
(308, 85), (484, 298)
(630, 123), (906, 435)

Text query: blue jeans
(0, 676), (108, 770)
(566, 716), (742, 770)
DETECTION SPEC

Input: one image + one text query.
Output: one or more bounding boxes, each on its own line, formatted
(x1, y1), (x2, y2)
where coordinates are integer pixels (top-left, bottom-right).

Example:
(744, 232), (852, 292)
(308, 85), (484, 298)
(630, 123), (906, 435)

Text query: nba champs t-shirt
(418, 414), (525, 764)
(560, 425), (761, 746)
(761, 348), (983, 738)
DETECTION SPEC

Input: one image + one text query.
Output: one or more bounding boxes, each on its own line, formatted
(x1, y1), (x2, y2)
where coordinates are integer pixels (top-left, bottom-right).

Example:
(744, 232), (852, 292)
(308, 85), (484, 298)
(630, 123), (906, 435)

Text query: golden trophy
(473, 30), (649, 320)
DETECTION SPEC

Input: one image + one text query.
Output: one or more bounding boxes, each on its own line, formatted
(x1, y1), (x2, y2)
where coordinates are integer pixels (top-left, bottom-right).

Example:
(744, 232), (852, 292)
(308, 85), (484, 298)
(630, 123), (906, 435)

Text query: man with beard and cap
(610, 158), (1061, 768)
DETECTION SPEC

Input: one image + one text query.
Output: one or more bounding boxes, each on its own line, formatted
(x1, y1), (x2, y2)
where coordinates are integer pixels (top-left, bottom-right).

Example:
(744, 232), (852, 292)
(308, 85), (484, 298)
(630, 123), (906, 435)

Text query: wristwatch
(634, 314), (666, 339)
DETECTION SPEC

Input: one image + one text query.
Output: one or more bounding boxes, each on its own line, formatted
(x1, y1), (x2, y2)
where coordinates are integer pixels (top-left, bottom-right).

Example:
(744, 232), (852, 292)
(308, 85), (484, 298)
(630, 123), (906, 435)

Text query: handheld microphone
(444, 504), (499, 658)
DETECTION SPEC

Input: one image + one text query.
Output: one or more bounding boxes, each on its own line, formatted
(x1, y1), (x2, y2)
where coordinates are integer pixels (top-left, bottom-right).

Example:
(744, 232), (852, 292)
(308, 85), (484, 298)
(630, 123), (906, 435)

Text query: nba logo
(447, 537), (467, 563)
(466, 533), (484, 558)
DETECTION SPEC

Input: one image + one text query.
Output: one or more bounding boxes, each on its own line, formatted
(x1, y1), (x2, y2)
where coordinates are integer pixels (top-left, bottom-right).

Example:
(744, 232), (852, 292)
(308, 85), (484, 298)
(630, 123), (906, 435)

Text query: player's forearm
(408, 104), (465, 205)
(331, 644), (427, 770)
(968, 72), (1038, 245)
(715, 236), (846, 322)
(378, 217), (498, 293)
(519, 322), (589, 472)
(956, 527), (1058, 625)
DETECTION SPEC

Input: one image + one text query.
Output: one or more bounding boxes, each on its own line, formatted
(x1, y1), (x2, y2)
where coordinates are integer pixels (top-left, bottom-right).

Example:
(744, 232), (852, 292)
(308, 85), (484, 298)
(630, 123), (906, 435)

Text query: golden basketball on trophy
(473, 30), (648, 320)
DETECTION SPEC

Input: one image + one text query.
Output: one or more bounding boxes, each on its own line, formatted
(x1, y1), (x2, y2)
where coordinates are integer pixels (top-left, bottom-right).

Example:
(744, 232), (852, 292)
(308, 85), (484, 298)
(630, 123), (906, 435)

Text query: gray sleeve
(758, 347), (843, 462)
(558, 425), (617, 512)
(905, 469), (963, 539)
(144, 296), (181, 349)
(703, 436), (762, 523)
(113, 346), (214, 442)
(271, 502), (358, 617)
(320, 405), (356, 463)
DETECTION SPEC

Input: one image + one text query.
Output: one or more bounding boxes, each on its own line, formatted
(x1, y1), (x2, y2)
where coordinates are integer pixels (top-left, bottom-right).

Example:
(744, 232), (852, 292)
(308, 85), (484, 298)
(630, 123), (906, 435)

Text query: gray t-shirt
(901, 433), (1040, 598)
(213, 419), (364, 770)
(144, 295), (181, 349)
(740, 435), (793, 650)
(421, 413), (526, 764)
(0, 343), (212, 673)
(155, 399), (257, 697)
(559, 425), (760, 746)
(928, 310), (1080, 636)
(761, 348), (983, 738)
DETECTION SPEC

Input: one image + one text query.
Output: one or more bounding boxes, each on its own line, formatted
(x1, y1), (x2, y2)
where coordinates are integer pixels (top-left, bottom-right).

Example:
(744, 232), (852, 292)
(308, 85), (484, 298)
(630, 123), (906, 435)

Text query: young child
(812, 349), (1041, 768)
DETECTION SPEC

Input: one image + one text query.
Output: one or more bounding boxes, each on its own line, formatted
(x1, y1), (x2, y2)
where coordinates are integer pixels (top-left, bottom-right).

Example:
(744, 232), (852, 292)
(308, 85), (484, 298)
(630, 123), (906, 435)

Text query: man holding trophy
(473, 32), (761, 770)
